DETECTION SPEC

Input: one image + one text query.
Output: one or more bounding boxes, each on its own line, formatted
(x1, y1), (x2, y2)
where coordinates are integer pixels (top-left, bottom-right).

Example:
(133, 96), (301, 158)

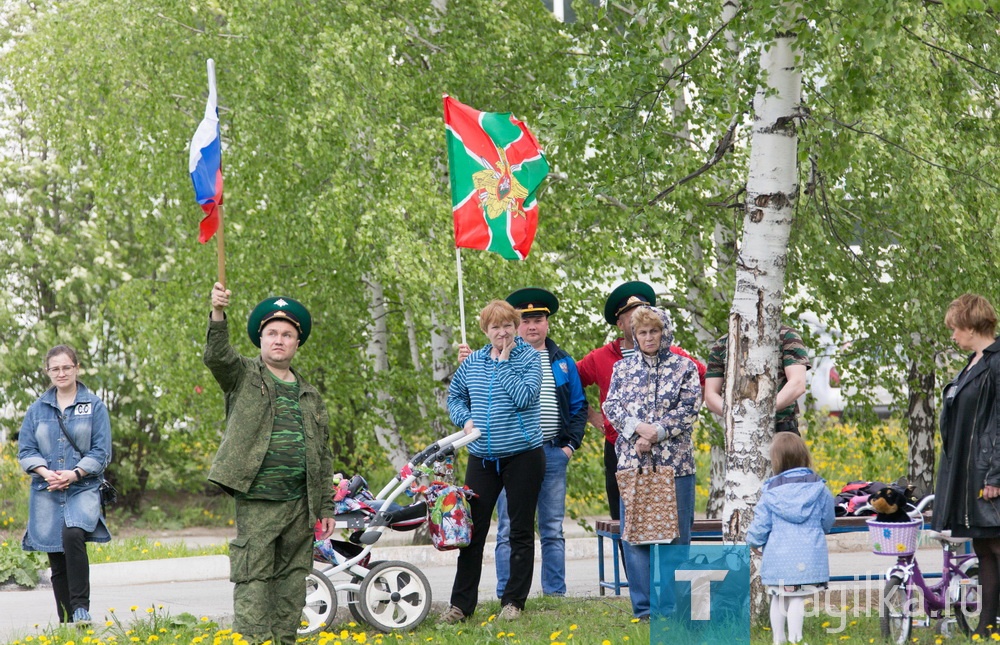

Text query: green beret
(604, 281), (656, 325)
(506, 287), (559, 317)
(247, 296), (312, 348)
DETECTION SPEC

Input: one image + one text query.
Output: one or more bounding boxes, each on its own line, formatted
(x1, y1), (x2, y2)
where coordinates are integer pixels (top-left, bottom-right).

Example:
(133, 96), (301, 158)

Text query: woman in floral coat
(603, 306), (702, 618)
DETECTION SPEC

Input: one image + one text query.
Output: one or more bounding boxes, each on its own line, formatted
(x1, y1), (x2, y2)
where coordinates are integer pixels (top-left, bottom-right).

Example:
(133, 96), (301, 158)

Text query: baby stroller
(299, 428), (480, 635)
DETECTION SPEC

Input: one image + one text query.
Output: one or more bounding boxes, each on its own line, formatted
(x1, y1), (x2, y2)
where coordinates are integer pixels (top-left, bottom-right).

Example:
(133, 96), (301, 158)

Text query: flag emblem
(444, 95), (549, 261)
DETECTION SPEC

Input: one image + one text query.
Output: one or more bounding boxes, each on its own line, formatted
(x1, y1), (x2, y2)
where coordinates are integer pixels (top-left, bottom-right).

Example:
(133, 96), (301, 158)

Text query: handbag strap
(56, 413), (100, 483)
(638, 451), (656, 474)
(55, 413), (86, 456)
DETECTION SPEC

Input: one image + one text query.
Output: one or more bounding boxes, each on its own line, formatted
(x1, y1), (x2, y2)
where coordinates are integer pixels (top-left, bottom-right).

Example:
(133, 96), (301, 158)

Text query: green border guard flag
(443, 95), (550, 261)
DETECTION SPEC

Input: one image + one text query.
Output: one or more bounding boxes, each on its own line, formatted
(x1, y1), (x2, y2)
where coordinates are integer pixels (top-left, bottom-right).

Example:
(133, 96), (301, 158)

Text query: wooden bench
(596, 514), (936, 594)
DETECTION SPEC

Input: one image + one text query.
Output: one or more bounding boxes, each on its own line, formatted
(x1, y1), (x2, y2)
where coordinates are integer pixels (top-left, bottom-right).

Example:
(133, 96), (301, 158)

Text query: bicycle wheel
(953, 562), (980, 636)
(881, 575), (912, 644)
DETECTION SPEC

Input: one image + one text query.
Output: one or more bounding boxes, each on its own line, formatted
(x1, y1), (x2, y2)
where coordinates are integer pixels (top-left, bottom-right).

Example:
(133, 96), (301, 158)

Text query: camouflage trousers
(230, 496), (312, 645)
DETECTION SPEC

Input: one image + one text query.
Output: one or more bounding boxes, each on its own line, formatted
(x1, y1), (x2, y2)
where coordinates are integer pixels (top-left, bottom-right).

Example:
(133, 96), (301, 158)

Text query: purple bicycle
(876, 495), (980, 643)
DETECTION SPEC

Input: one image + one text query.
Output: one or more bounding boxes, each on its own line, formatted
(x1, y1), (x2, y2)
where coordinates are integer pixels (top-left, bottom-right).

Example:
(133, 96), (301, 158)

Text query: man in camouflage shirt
(205, 283), (335, 644)
(704, 324), (811, 434)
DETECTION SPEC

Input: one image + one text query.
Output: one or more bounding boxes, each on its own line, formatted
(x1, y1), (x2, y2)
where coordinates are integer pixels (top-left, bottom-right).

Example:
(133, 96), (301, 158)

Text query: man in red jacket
(577, 281), (706, 522)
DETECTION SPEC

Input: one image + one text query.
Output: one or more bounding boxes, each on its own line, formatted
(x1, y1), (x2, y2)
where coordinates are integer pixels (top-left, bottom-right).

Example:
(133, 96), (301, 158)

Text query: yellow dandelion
(602, 641), (612, 645)
(992, 635), (1000, 642)
(146, 608), (154, 614)
(130, 606), (139, 612)
(569, 625), (577, 631)
(498, 633), (506, 639)
(550, 632), (562, 640)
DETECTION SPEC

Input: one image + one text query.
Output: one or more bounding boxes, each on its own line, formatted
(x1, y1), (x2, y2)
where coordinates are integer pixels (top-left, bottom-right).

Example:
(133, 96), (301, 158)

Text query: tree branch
(901, 24), (1000, 79)
(646, 113), (742, 207)
(824, 115), (1000, 191)
(156, 13), (243, 38)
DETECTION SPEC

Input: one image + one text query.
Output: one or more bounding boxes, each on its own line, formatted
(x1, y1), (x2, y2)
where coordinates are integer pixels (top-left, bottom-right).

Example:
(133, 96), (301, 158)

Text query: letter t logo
(675, 569), (729, 620)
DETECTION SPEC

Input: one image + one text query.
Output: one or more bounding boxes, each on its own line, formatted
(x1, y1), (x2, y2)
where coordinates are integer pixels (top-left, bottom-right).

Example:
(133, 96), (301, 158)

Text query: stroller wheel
(299, 567), (338, 636)
(348, 560), (386, 624)
(357, 560), (432, 632)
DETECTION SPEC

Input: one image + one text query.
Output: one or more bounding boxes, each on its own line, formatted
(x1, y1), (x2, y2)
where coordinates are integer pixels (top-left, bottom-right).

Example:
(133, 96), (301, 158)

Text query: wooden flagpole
(455, 247), (467, 345)
(207, 59), (226, 287)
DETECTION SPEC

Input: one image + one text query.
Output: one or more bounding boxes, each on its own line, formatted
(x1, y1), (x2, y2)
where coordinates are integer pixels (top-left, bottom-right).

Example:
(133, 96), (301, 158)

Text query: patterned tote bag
(615, 454), (679, 544)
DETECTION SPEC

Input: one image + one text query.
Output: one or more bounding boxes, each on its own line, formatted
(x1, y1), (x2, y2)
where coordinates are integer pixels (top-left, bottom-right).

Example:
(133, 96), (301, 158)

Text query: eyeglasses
(46, 365), (77, 374)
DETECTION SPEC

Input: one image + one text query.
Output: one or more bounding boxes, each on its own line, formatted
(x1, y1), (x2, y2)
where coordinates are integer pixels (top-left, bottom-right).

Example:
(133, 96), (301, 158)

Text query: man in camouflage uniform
(704, 324), (811, 434)
(205, 282), (335, 644)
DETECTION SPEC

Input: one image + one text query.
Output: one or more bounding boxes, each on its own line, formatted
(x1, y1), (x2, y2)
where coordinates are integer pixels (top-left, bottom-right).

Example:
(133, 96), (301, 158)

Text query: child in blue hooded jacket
(747, 432), (835, 645)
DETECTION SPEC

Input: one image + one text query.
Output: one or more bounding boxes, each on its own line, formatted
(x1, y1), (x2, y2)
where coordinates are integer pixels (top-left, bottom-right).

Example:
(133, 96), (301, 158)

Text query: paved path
(0, 521), (952, 642)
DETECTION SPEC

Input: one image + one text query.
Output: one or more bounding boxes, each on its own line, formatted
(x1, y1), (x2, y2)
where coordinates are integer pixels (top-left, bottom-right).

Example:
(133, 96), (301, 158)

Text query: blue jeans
(495, 441), (570, 597)
(620, 473), (695, 618)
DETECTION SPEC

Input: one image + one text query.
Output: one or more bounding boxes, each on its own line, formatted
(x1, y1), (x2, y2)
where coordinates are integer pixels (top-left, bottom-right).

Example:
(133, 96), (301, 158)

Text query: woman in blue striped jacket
(440, 300), (543, 624)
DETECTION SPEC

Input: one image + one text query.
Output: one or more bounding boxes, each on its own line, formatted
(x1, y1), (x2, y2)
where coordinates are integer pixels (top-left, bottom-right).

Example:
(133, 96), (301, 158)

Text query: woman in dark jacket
(934, 293), (1000, 638)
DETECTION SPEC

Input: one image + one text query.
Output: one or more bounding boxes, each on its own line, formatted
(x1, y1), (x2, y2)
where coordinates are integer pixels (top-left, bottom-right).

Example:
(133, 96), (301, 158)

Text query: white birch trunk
(721, 3), (801, 618)
(400, 292), (431, 421)
(430, 288), (454, 420)
(364, 274), (410, 469)
(906, 358), (936, 498)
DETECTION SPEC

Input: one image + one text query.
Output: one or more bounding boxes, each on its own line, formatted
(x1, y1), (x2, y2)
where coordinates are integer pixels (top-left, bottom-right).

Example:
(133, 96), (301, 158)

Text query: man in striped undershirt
(494, 287), (588, 598)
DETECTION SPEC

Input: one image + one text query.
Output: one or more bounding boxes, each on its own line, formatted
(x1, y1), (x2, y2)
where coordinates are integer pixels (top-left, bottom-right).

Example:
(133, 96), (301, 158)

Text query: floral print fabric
(603, 306), (702, 477)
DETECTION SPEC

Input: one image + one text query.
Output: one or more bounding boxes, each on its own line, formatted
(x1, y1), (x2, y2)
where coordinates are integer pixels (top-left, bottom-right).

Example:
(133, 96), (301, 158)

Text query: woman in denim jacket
(18, 345), (111, 625)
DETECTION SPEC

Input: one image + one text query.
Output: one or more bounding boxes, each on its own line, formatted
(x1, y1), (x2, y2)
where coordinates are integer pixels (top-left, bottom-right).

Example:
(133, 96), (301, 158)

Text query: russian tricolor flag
(189, 59), (223, 244)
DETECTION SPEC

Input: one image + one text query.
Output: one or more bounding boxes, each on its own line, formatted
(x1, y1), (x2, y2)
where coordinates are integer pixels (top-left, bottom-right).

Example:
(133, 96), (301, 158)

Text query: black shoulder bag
(55, 414), (118, 514)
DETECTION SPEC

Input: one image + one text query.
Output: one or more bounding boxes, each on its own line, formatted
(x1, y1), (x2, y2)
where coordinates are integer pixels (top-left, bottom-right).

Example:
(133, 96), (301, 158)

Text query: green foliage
(0, 542), (45, 588)
(102, 606), (221, 643)
(1, 0), (998, 509)
(88, 537), (227, 565)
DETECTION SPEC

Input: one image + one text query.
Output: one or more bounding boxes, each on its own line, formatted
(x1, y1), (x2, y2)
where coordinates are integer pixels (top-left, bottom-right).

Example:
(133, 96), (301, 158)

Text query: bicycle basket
(867, 518), (922, 556)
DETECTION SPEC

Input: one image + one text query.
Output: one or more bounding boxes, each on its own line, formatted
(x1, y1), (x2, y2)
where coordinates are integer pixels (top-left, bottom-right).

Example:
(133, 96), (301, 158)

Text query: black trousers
(603, 440), (628, 574)
(450, 447), (544, 616)
(48, 525), (90, 621)
(604, 440), (621, 520)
